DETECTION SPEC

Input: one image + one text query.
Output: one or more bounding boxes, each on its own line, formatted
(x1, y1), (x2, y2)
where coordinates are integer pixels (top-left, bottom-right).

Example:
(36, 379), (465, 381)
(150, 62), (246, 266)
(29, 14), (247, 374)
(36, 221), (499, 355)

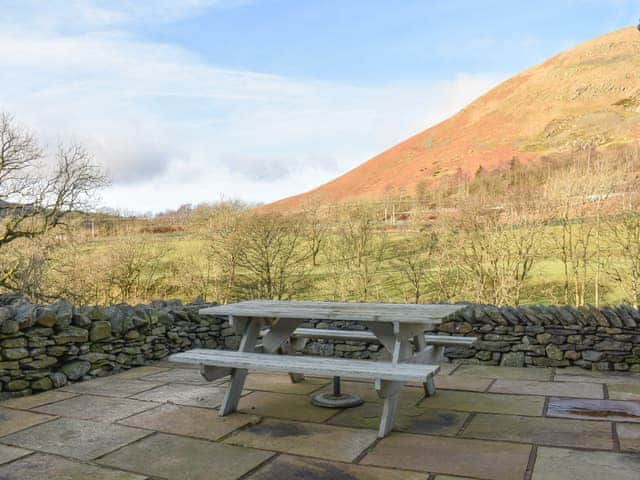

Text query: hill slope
(270, 27), (640, 209)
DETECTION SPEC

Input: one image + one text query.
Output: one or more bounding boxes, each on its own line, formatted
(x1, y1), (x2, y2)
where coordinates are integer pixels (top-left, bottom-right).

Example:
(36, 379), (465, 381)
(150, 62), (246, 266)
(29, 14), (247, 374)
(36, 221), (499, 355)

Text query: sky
(0, 0), (637, 213)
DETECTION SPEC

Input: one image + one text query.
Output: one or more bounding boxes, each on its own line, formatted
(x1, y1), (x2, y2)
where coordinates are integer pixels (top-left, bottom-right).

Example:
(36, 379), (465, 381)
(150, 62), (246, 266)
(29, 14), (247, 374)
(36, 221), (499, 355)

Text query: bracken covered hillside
(270, 27), (640, 208)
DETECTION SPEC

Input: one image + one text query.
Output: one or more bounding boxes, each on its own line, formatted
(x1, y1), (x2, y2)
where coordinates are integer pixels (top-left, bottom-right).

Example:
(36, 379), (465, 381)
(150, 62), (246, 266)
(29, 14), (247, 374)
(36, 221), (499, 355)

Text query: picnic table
(171, 300), (471, 437)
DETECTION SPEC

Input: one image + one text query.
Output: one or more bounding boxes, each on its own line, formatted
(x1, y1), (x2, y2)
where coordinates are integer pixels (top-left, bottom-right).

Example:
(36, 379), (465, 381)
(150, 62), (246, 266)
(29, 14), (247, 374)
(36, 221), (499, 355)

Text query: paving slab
(489, 379), (603, 399)
(131, 383), (236, 408)
(0, 390), (77, 410)
(547, 397), (640, 423)
(0, 444), (31, 465)
(0, 407), (54, 437)
(328, 402), (468, 436)
(225, 418), (377, 462)
(1, 418), (150, 460)
(362, 432), (531, 480)
(110, 366), (170, 379)
(98, 432), (273, 480)
(419, 390), (545, 416)
(61, 377), (162, 397)
(0, 453), (147, 480)
(454, 365), (553, 381)
(246, 454), (427, 480)
(243, 372), (329, 394)
(608, 383), (640, 401)
(433, 477), (479, 480)
(138, 368), (214, 385)
(617, 423), (640, 453)
(119, 403), (260, 440)
(463, 413), (613, 449)
(237, 391), (339, 422)
(554, 369), (640, 385)
(532, 446), (640, 480)
(152, 359), (198, 369)
(433, 363), (459, 375)
(312, 380), (424, 404)
(429, 375), (493, 392)
(34, 394), (157, 423)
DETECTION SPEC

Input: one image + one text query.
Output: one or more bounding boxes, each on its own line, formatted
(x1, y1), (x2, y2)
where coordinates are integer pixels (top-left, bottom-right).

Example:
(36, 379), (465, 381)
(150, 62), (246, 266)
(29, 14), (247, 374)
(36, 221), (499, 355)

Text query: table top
(199, 300), (466, 324)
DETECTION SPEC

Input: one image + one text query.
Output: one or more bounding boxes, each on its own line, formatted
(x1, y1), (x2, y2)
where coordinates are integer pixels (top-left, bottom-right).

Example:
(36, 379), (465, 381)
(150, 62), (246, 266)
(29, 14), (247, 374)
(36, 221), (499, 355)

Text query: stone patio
(1, 363), (640, 479)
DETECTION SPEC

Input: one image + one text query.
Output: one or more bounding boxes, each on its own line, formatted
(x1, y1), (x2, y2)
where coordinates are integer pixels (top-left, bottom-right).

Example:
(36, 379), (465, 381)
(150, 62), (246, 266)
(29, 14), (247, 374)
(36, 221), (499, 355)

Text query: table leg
(413, 334), (438, 397)
(376, 335), (413, 438)
(219, 317), (260, 416)
(262, 318), (304, 383)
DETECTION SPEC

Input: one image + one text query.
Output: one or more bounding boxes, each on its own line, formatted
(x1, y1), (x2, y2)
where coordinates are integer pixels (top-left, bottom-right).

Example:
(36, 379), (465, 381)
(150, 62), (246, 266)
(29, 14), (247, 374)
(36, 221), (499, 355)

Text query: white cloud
(0, 2), (503, 212)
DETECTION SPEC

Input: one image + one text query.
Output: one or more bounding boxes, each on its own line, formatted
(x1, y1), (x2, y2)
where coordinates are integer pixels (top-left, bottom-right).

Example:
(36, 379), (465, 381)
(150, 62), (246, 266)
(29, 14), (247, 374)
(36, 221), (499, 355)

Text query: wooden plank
(219, 318), (260, 416)
(261, 318), (301, 352)
(424, 335), (477, 346)
(169, 350), (439, 383)
(200, 300), (466, 324)
(285, 328), (477, 347)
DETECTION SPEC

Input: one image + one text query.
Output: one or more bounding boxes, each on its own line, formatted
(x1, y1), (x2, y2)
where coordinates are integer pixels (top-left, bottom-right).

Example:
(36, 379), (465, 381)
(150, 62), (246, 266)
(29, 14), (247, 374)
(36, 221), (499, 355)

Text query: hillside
(269, 27), (640, 209)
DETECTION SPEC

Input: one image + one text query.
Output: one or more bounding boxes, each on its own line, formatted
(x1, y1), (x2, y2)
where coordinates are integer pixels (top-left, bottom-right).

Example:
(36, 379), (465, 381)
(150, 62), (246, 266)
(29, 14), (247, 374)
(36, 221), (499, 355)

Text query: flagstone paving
(547, 397), (640, 423)
(0, 453), (147, 480)
(607, 383), (640, 401)
(462, 413), (614, 449)
(0, 390), (77, 410)
(489, 378), (604, 398)
(246, 454), (427, 480)
(1, 418), (150, 460)
(361, 433), (532, 480)
(0, 444), (31, 465)
(225, 418), (378, 462)
(617, 423), (640, 453)
(119, 404), (260, 440)
(532, 447), (640, 480)
(98, 432), (273, 480)
(1, 362), (639, 479)
(130, 383), (235, 408)
(328, 402), (469, 436)
(237, 391), (340, 422)
(33, 394), (157, 423)
(61, 376), (164, 397)
(0, 407), (54, 437)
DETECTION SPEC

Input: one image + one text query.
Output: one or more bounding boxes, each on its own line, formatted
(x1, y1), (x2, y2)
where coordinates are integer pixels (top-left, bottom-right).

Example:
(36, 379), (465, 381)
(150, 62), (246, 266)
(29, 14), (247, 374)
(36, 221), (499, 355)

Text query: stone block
(60, 360), (91, 380)
(54, 327), (89, 344)
(89, 321), (112, 342)
(500, 352), (525, 367)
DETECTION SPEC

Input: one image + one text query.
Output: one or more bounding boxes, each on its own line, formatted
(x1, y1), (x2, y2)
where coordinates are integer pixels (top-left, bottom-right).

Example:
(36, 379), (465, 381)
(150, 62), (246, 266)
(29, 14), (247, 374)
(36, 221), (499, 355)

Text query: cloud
(0, 2), (503, 212)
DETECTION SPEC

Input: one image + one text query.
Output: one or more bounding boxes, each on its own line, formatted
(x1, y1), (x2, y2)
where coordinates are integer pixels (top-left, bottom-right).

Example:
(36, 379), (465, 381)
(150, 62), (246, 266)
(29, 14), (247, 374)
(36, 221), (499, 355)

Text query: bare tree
(237, 212), (310, 299)
(452, 206), (542, 306)
(545, 148), (624, 305)
(0, 113), (107, 290)
(301, 202), (327, 267)
(206, 202), (248, 304)
(608, 208), (640, 308)
(394, 231), (437, 303)
(327, 203), (387, 301)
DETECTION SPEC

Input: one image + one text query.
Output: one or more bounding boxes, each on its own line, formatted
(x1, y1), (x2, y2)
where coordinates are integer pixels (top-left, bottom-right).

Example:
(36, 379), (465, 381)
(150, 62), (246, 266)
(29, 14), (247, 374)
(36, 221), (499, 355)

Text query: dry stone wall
(299, 304), (640, 373)
(2, 295), (640, 399)
(0, 295), (224, 399)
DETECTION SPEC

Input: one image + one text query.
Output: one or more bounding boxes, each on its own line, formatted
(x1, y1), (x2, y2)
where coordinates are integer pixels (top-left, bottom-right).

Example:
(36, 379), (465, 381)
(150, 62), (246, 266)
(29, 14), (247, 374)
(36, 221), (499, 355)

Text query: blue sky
(0, 0), (637, 212)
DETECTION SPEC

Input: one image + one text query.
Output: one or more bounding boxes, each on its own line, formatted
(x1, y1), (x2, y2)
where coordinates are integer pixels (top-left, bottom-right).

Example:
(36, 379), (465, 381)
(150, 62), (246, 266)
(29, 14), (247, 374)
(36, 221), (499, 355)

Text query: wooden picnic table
(198, 300), (466, 436)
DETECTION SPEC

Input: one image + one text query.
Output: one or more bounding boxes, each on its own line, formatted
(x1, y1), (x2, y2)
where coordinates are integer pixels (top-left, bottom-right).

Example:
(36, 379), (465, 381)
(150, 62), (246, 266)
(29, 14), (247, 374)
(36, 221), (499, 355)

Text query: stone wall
(297, 305), (640, 373)
(0, 295), (225, 399)
(437, 304), (640, 372)
(2, 295), (640, 399)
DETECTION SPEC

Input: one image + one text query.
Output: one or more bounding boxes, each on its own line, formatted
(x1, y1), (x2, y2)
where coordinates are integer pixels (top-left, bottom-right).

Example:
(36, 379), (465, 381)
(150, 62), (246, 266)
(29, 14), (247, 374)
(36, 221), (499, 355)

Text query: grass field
(67, 224), (631, 307)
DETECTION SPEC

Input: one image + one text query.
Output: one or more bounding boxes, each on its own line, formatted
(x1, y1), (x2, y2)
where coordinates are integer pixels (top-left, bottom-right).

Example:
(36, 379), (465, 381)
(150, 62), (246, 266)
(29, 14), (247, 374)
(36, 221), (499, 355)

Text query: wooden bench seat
(169, 348), (439, 437)
(170, 349), (439, 383)
(287, 327), (476, 348)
